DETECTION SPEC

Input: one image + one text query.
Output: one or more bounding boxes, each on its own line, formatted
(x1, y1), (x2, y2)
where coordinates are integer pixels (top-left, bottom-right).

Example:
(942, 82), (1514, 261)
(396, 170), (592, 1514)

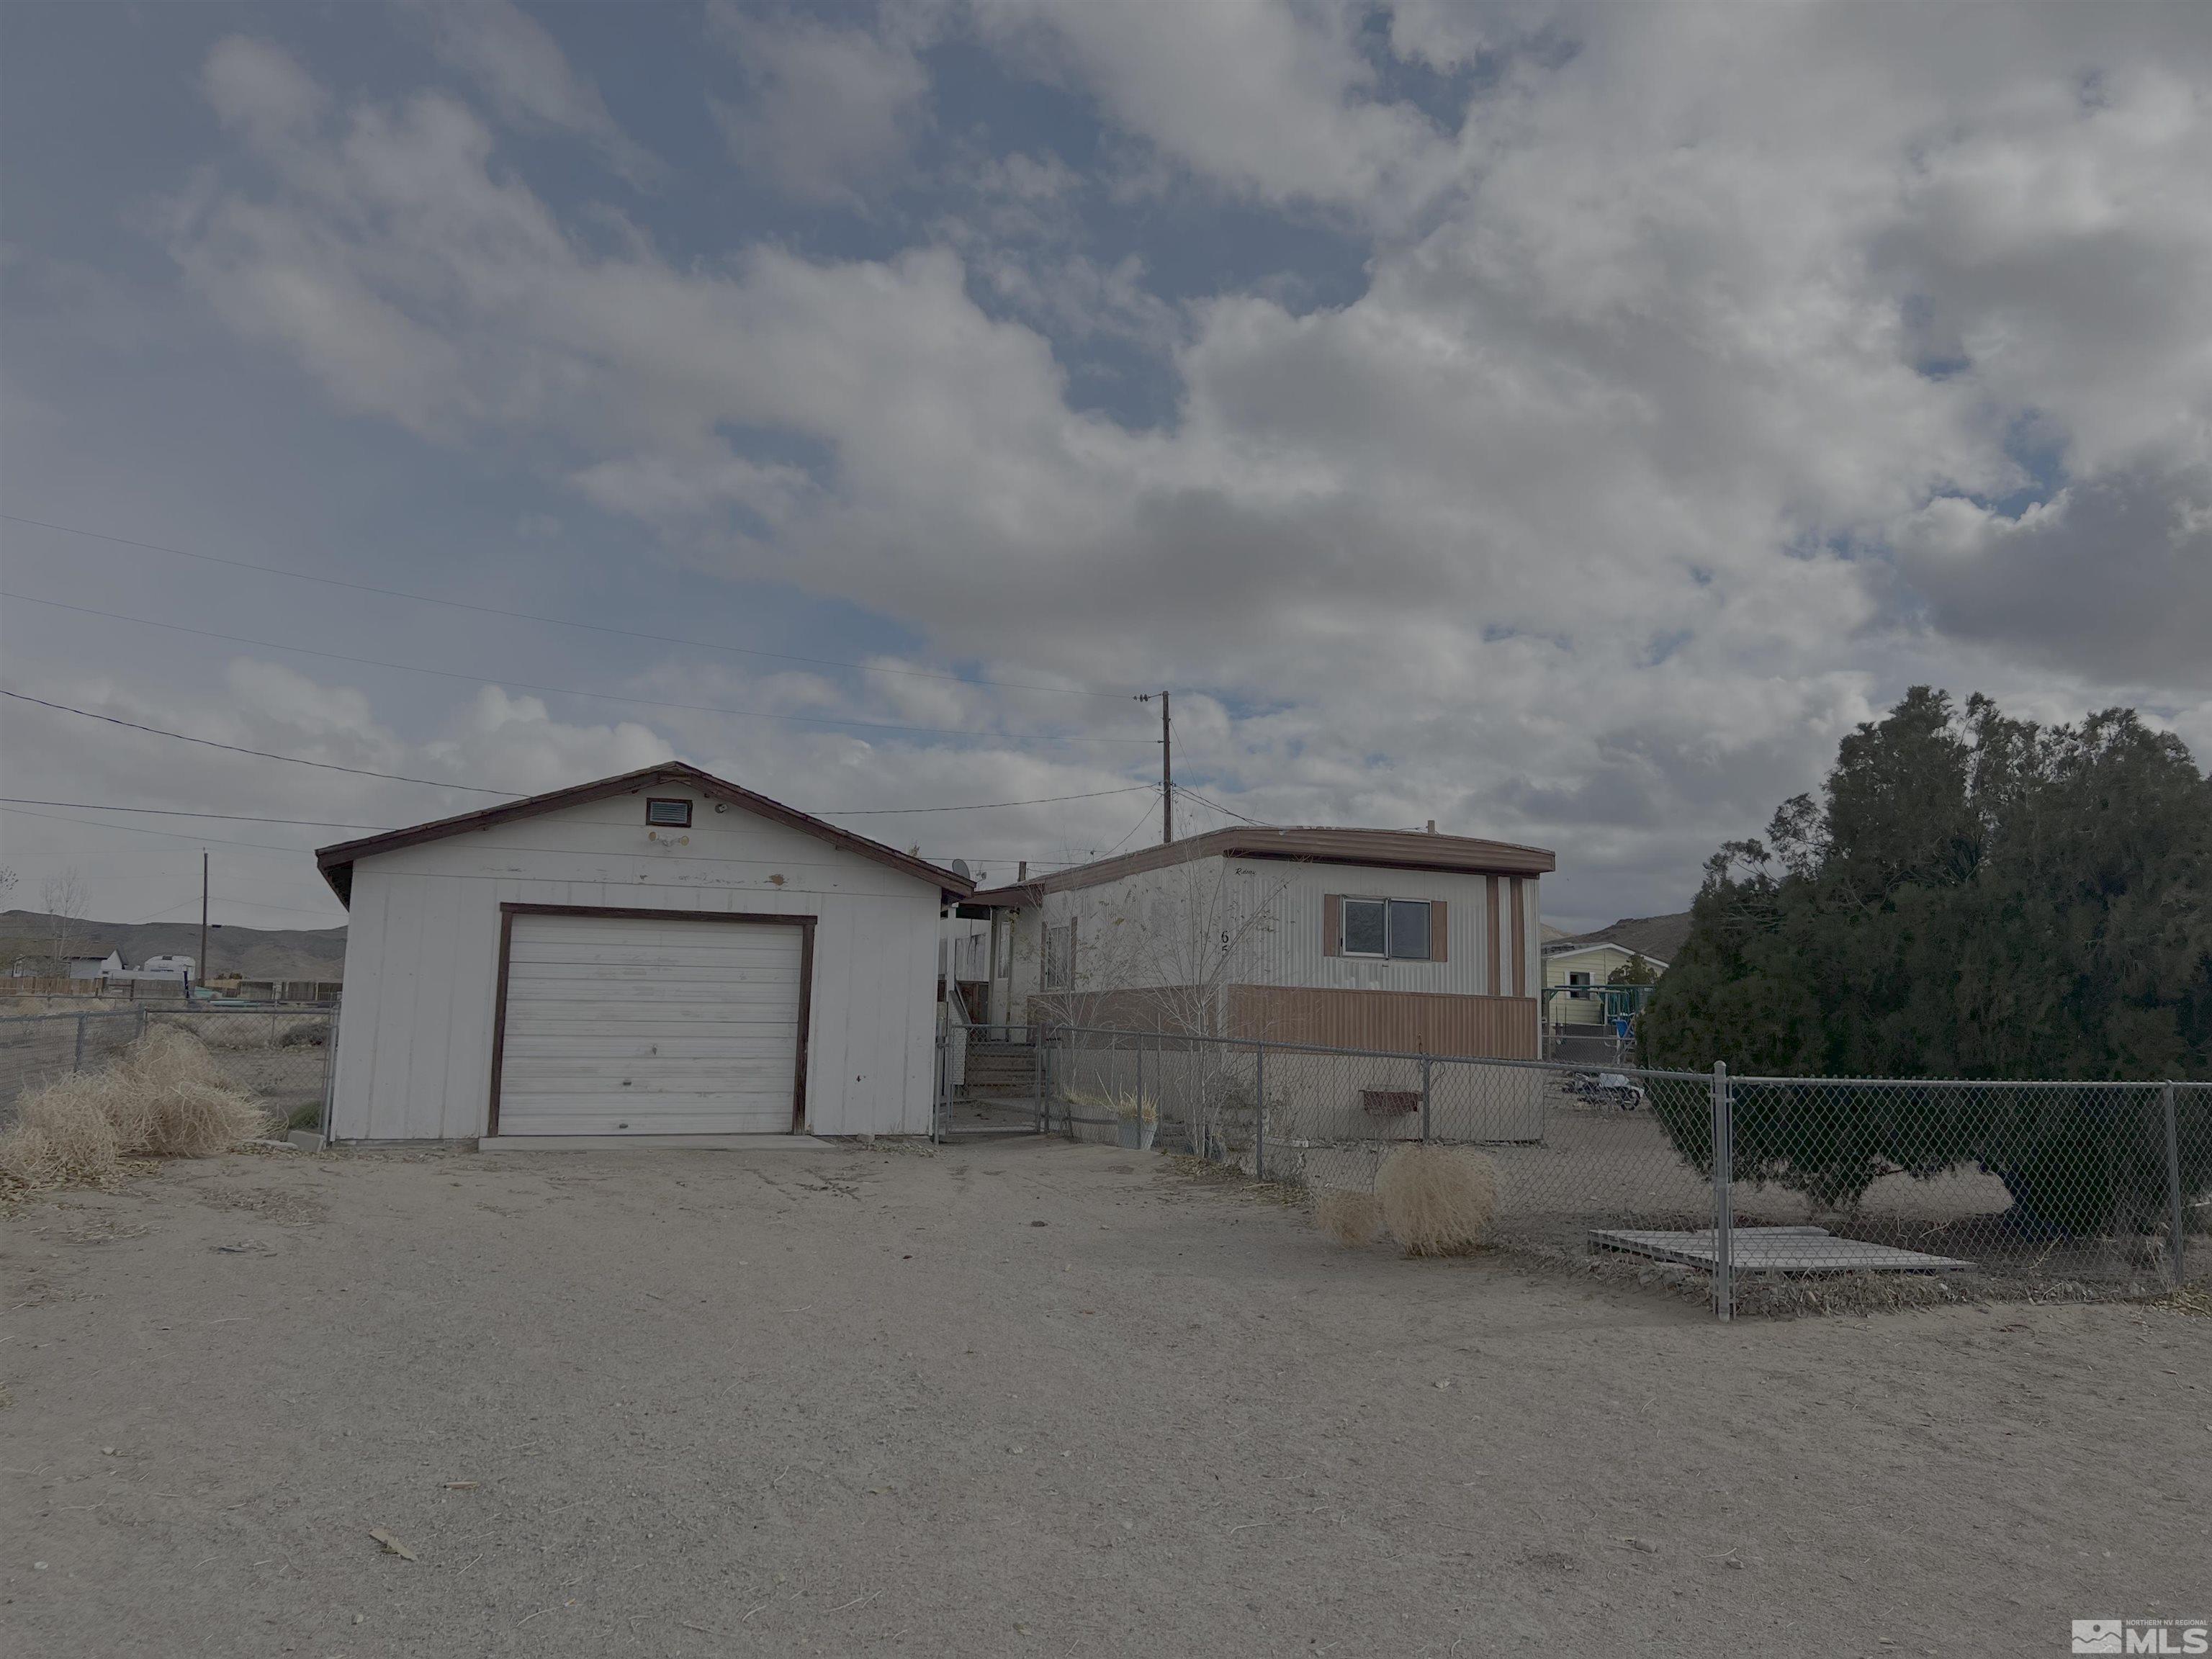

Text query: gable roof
(969, 824), (1555, 906)
(1542, 940), (1670, 969)
(1548, 912), (1691, 963)
(314, 763), (974, 906)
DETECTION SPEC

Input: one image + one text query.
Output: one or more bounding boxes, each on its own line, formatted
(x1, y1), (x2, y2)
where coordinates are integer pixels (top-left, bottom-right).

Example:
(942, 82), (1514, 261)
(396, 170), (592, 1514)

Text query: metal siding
(1007, 858), (1540, 1024)
(1510, 878), (1528, 1000)
(328, 871), (389, 1141)
(1226, 860), (1514, 997)
(325, 787), (940, 1141)
(1228, 985), (1542, 1058)
(404, 885), (466, 1139)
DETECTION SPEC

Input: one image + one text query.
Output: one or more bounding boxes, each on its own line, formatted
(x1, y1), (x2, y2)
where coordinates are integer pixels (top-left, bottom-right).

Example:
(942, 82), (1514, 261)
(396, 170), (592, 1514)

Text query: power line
(1, 694), (1157, 816)
(0, 804), (337, 857)
(1095, 796), (1163, 860)
(2, 512), (1136, 702)
(0, 799), (393, 830)
(1173, 783), (1274, 827)
(1, 690), (519, 795)
(0, 800), (1113, 869)
(1, 590), (1157, 746)
(0, 804), (1111, 875)
(129, 896), (208, 925)
(827, 784), (1153, 816)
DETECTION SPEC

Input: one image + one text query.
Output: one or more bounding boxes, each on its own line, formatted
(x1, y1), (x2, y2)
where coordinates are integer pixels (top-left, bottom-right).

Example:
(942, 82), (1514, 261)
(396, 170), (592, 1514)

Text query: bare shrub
(22, 1081), (125, 1174)
(1314, 1188), (1382, 1246)
(119, 1028), (266, 1155)
(0, 1123), (64, 1187)
(1375, 1144), (1498, 1257)
(137, 1081), (266, 1157)
(0, 1027), (265, 1192)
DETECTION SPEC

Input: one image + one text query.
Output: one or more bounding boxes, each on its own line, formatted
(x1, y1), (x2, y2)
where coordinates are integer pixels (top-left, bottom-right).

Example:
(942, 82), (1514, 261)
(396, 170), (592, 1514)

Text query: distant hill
(1, 909), (346, 982)
(1552, 911), (1692, 965)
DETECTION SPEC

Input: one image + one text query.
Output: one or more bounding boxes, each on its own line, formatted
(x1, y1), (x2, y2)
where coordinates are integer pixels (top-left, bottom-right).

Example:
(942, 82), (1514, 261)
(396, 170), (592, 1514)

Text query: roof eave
(312, 762), (974, 909)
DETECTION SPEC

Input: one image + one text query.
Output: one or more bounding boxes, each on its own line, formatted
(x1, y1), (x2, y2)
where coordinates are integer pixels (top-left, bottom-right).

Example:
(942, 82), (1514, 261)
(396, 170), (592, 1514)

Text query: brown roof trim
(968, 825), (1555, 906)
(314, 762), (974, 907)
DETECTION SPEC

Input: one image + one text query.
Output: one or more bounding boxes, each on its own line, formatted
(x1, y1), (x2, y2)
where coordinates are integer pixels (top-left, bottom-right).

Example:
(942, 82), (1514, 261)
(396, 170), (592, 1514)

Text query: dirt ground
(4, 1138), (2207, 1658)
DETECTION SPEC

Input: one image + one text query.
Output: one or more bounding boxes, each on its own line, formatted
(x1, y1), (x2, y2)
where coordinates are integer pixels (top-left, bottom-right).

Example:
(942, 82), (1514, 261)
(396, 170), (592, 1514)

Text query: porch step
(959, 1038), (1036, 1094)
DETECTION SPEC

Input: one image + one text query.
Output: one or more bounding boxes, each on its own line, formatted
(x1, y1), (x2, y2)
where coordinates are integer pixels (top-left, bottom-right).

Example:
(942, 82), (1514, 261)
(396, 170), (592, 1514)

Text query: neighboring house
(1539, 912), (1687, 1029)
(6, 948), (122, 980)
(970, 826), (1556, 1059)
(314, 763), (972, 1144)
(1541, 943), (1668, 1027)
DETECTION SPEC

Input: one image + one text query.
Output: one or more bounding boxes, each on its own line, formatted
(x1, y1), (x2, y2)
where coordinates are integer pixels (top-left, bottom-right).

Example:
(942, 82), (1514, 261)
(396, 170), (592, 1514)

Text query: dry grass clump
(1314, 1187), (1383, 1246)
(1375, 1144), (1498, 1257)
(0, 1028), (267, 1194)
(0, 1078), (125, 1187)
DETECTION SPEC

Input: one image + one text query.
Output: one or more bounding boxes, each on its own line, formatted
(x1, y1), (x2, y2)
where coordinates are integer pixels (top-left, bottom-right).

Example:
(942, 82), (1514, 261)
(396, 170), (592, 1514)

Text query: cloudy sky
(2, 1), (2208, 937)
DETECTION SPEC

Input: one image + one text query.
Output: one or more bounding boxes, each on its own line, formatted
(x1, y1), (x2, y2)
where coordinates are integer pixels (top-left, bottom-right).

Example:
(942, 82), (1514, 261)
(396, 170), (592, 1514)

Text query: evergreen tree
(1642, 689), (2212, 1228)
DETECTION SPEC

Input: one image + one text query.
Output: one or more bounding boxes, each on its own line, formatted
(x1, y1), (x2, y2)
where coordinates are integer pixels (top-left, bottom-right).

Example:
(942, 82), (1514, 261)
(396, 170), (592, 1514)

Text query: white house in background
(1540, 941), (1669, 1028)
(1539, 912), (1687, 1030)
(314, 763), (973, 1145)
(969, 826), (1556, 1059)
(6, 948), (122, 979)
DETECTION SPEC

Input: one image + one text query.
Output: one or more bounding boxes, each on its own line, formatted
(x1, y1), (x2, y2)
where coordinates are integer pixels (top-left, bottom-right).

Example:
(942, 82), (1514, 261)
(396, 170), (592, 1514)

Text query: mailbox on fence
(1361, 1089), (1419, 1118)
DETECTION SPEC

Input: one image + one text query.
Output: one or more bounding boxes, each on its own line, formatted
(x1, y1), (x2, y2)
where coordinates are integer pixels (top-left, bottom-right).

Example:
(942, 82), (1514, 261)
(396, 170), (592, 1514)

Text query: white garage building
(315, 763), (971, 1144)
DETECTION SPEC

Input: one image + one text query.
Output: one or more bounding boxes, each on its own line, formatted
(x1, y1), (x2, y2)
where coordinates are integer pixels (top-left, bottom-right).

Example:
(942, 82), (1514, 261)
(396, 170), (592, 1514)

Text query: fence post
(1254, 1040), (1267, 1182)
(2165, 1081), (2186, 1290)
(73, 1012), (86, 1074)
(1711, 1061), (1733, 1322)
(318, 999), (341, 1143)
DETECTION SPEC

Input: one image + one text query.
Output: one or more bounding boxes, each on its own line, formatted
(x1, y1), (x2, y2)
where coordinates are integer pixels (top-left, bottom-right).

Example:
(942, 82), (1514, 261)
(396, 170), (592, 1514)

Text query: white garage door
(495, 912), (806, 1136)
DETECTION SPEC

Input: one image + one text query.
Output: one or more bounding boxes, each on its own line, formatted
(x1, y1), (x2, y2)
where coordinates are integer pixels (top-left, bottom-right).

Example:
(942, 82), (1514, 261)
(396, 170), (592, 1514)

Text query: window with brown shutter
(1322, 894), (1342, 957)
(1431, 899), (1448, 962)
(1338, 896), (1434, 960)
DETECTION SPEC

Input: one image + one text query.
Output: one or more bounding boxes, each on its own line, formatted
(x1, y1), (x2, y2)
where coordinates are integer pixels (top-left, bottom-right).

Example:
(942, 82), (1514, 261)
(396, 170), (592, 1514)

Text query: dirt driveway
(4, 1138), (2207, 1657)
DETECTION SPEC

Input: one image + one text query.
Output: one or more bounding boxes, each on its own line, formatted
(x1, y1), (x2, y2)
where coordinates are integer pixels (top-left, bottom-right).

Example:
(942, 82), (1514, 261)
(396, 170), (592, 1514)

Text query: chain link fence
(1035, 1026), (2208, 1316)
(0, 1005), (339, 1138)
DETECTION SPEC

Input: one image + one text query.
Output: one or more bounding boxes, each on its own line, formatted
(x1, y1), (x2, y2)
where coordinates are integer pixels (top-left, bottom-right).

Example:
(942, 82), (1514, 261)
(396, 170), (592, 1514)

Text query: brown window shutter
(1322, 894), (1342, 958)
(1431, 899), (1447, 962)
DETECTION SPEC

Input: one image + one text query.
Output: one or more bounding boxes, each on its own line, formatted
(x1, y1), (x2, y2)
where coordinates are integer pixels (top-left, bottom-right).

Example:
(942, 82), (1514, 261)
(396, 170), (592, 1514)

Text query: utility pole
(1134, 691), (1174, 845)
(1159, 690), (1173, 845)
(199, 850), (209, 995)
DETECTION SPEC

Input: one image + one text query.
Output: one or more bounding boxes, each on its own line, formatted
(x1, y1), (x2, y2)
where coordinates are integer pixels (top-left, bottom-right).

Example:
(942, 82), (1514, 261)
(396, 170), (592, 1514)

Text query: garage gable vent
(645, 798), (693, 827)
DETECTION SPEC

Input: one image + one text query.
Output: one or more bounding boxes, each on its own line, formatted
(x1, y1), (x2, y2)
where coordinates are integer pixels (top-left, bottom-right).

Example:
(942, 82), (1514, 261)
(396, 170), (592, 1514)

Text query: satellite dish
(950, 858), (971, 881)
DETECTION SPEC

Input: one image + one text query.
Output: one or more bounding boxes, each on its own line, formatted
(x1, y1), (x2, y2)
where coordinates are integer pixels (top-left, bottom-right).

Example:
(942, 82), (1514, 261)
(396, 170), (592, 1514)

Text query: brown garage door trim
(487, 903), (818, 1137)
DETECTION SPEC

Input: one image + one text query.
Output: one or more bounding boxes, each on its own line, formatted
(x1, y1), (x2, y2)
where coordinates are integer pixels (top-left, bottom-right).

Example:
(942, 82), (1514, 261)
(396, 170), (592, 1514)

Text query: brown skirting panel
(1226, 985), (1539, 1060)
